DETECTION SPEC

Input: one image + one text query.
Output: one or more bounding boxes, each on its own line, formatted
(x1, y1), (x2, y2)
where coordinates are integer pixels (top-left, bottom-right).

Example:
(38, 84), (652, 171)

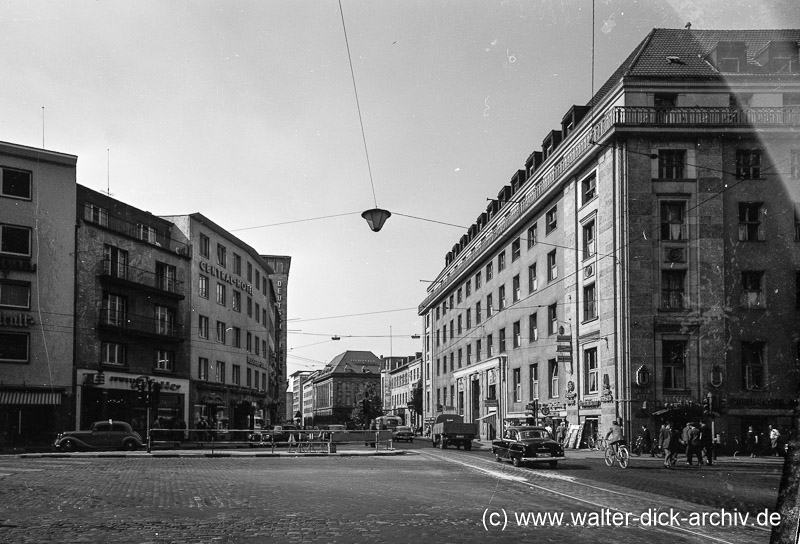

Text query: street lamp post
(131, 376), (161, 453)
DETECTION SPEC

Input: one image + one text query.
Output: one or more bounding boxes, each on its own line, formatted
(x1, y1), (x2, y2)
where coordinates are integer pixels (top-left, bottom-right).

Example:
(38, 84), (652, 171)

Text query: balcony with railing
(98, 259), (185, 299)
(419, 106), (799, 313)
(98, 309), (184, 341)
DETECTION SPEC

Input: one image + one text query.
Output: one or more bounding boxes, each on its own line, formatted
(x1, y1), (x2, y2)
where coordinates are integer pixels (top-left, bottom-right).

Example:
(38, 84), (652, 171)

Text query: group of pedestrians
(658, 421), (715, 468)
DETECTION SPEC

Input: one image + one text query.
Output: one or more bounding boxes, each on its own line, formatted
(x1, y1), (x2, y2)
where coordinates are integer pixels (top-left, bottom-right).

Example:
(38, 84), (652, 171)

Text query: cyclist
(605, 419), (625, 454)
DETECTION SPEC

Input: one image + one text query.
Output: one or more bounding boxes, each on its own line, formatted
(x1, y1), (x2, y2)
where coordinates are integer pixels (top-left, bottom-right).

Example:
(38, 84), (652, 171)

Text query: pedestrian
(745, 426), (758, 458)
(700, 421), (713, 465)
(685, 423), (702, 466)
(197, 416), (209, 442)
(769, 425), (781, 456)
(640, 424), (653, 456)
(657, 423), (670, 457)
(555, 421), (567, 445)
(663, 422), (680, 468)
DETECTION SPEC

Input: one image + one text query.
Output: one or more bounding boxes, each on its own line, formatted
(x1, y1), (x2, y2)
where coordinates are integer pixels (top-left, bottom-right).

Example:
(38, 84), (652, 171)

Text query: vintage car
(392, 425), (414, 442)
(263, 425), (300, 445)
(54, 420), (144, 452)
(491, 426), (565, 468)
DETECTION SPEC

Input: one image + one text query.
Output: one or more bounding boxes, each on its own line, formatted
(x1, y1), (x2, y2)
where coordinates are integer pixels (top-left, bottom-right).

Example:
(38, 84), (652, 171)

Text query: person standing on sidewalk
(745, 426), (758, 458)
(663, 422), (679, 468)
(700, 421), (713, 466)
(657, 423), (670, 457)
(769, 425), (781, 456)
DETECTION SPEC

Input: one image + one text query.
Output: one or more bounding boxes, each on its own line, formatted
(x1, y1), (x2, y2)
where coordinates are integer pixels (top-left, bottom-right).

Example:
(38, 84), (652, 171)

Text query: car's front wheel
(61, 439), (75, 452)
(122, 439), (138, 451)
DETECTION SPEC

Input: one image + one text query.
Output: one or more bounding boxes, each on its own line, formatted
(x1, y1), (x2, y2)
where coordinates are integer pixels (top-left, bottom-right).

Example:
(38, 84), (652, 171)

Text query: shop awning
(475, 413), (497, 421)
(0, 390), (62, 405)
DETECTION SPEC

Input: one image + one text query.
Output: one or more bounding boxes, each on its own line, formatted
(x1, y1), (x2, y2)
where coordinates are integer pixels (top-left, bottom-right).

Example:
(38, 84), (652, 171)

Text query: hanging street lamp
(361, 208), (392, 232)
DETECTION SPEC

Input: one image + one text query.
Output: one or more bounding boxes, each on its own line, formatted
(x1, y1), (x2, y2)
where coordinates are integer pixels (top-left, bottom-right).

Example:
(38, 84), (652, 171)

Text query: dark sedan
(54, 420), (143, 451)
(392, 426), (414, 442)
(491, 426), (565, 468)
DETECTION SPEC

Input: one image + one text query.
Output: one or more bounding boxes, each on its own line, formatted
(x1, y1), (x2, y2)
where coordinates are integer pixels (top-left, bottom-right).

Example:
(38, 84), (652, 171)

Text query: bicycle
(631, 435), (646, 457)
(587, 433), (607, 451)
(604, 441), (630, 468)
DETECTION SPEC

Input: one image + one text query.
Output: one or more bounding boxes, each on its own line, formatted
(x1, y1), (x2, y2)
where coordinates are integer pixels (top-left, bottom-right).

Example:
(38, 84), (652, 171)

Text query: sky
(3, 0), (799, 376)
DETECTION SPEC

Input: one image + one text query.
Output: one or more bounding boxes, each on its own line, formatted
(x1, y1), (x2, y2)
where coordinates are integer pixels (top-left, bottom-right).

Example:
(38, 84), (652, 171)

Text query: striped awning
(0, 390), (62, 405)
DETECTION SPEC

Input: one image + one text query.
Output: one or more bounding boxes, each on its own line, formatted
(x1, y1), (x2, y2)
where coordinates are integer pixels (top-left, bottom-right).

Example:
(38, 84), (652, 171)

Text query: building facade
(287, 369), (312, 423)
(263, 255), (291, 423)
(0, 142), (77, 445)
(75, 186), (192, 436)
(420, 28), (800, 448)
(312, 350), (381, 427)
(385, 354), (422, 428)
(165, 214), (280, 432)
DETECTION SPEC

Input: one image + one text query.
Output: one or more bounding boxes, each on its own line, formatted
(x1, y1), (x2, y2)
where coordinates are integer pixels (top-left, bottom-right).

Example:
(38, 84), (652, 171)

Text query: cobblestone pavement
(0, 451), (781, 543)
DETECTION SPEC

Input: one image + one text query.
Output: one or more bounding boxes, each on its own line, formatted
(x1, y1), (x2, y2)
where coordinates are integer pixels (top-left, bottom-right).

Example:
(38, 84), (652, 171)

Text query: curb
(16, 449), (410, 459)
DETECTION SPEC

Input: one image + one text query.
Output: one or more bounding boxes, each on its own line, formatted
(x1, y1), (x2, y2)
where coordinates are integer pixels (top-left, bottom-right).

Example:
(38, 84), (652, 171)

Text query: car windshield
(518, 430), (547, 440)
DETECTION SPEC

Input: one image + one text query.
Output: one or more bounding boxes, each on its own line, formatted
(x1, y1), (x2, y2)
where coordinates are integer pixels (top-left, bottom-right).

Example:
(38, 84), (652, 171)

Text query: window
(529, 313), (538, 342)
(0, 332), (29, 362)
(662, 340), (686, 389)
(738, 203), (764, 241)
(486, 262), (493, 281)
(499, 250), (506, 272)
(583, 283), (597, 321)
(0, 224), (31, 257)
(741, 271), (765, 308)
(476, 301), (482, 324)
(247, 368), (252, 388)
(233, 327), (241, 348)
(791, 150), (800, 180)
(457, 288), (462, 304)
(457, 349), (462, 368)
(155, 306), (175, 336)
(662, 270), (686, 309)
(232, 290), (241, 312)
(742, 342), (765, 390)
(101, 342), (126, 366)
(255, 270), (261, 291)
(255, 303), (261, 323)
(137, 223), (156, 244)
(199, 275), (209, 299)
(156, 262), (176, 293)
(475, 271), (482, 289)
(449, 320), (454, 340)
(476, 339), (482, 361)
(548, 304), (558, 335)
(466, 309), (472, 329)
(513, 321), (521, 348)
(547, 250), (557, 282)
(657, 150), (686, 179)
(584, 347), (598, 394)
(498, 285), (506, 310)
(661, 201), (687, 240)
(487, 334), (494, 357)
(443, 324), (447, 342)
(198, 315), (209, 339)
(217, 361), (226, 384)
(450, 294), (454, 310)
(545, 206), (557, 233)
(530, 364), (539, 400)
(216, 321), (227, 344)
(247, 332), (252, 352)
(465, 279), (471, 298)
(233, 253), (242, 275)
(232, 365), (241, 386)
(736, 150), (762, 179)
(582, 174), (596, 204)
(486, 294), (493, 317)
(436, 359), (440, 376)
(499, 328), (506, 353)
(528, 263), (538, 292)
(247, 262), (253, 282)
(216, 243), (227, 267)
(512, 275), (520, 302)
(582, 220), (595, 259)
(1, 167), (32, 200)
(103, 293), (126, 327)
(549, 359), (559, 398)
(0, 281), (30, 309)
(199, 358), (209, 380)
(199, 234), (210, 257)
(155, 350), (173, 371)
(102, 245), (128, 280)
(527, 224), (538, 248)
(216, 283), (226, 306)
(770, 43), (799, 73)
(436, 329), (440, 347)
(84, 203), (108, 226)
(513, 368), (521, 402)
(247, 297), (252, 317)
(511, 239), (520, 261)
(450, 353), (454, 372)
(466, 344), (472, 365)
(457, 315), (463, 335)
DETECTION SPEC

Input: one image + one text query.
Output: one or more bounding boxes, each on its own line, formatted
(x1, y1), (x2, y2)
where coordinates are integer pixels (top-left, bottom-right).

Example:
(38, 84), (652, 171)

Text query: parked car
(263, 425), (300, 445)
(54, 420), (143, 452)
(491, 426), (565, 468)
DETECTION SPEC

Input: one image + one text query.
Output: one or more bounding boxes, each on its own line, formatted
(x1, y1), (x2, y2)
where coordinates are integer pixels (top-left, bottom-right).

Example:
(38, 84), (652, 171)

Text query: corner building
(165, 214), (280, 431)
(0, 142), (77, 445)
(420, 28), (800, 448)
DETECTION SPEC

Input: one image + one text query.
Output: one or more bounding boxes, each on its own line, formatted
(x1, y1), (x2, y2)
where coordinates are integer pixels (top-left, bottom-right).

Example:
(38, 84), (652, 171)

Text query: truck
(431, 413), (479, 451)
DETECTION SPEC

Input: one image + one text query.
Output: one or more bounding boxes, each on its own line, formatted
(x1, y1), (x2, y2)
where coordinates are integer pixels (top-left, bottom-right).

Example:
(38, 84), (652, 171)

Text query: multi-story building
(301, 371), (317, 427)
(312, 350), (381, 426)
(0, 142), (77, 445)
(165, 214), (280, 431)
(385, 353), (422, 427)
(75, 186), (192, 435)
(263, 255), (291, 423)
(287, 370), (312, 424)
(420, 28), (800, 447)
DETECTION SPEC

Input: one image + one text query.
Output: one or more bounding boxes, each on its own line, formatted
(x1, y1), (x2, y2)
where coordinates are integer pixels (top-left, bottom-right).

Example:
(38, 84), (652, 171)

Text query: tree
(351, 383), (383, 428)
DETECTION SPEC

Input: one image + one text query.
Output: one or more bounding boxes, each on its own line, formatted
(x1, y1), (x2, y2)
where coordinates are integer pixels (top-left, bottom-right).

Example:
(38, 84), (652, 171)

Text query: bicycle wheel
(604, 447), (614, 467)
(618, 446), (630, 468)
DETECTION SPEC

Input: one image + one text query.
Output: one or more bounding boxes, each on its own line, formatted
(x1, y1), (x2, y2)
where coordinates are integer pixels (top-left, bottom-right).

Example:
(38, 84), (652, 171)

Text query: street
(0, 441), (786, 543)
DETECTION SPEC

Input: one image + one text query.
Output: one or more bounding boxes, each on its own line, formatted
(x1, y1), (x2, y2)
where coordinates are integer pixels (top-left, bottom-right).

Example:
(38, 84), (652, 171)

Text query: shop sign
(199, 261), (253, 295)
(0, 312), (34, 327)
(107, 374), (182, 391)
(580, 399), (601, 409)
(727, 397), (795, 409)
(484, 398), (498, 408)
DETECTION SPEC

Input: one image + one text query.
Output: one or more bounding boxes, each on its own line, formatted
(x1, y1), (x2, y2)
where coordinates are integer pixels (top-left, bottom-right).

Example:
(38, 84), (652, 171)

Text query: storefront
(76, 369), (189, 438)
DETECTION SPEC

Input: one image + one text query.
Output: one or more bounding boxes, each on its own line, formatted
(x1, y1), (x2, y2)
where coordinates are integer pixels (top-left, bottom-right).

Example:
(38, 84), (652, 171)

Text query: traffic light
(137, 380), (147, 405)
